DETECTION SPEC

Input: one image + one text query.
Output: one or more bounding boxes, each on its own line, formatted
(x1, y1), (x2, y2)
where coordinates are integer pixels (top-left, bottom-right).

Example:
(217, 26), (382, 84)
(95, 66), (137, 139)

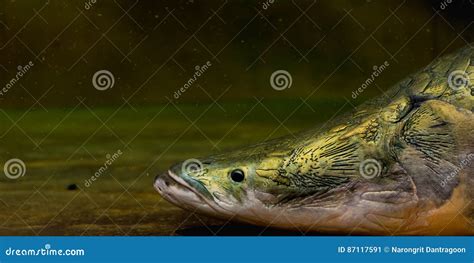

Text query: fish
(154, 45), (474, 235)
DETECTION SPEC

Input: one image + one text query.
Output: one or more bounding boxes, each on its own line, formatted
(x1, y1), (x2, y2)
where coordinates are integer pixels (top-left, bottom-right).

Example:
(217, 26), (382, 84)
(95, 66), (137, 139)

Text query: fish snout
(154, 171), (173, 194)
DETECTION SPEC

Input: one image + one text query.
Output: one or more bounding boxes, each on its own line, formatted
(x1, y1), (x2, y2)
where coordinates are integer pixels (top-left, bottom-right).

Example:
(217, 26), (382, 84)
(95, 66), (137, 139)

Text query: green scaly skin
(155, 45), (474, 235)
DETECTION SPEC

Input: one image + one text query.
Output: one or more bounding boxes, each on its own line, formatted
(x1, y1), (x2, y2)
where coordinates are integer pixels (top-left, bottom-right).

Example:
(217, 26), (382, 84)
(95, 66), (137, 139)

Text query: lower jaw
(155, 172), (229, 217)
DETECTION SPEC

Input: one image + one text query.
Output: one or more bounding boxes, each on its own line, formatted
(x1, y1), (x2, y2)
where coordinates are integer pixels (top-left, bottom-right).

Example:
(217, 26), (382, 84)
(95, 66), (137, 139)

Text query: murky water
(1, 0), (472, 236)
(0, 100), (349, 235)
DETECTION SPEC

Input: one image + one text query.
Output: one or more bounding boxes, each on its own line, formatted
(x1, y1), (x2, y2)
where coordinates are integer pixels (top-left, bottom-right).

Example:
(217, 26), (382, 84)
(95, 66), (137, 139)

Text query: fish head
(154, 140), (305, 223)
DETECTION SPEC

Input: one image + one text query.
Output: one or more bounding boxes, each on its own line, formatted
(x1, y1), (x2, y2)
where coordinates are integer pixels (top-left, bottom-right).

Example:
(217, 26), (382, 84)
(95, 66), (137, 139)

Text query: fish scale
(156, 45), (474, 235)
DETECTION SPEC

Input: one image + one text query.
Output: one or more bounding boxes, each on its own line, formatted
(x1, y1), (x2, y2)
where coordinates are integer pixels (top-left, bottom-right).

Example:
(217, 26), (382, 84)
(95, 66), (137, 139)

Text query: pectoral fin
(398, 100), (473, 205)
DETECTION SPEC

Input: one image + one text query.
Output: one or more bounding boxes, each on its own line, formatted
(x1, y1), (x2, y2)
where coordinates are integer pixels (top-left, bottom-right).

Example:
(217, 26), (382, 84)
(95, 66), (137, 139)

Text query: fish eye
(229, 169), (245, 183)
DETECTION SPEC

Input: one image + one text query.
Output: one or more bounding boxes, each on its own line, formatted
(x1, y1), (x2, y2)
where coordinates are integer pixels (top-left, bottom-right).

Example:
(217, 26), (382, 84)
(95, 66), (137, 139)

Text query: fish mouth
(154, 170), (222, 216)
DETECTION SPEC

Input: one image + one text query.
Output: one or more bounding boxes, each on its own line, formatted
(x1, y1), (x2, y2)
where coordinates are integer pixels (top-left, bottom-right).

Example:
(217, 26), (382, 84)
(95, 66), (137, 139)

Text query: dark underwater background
(0, 0), (472, 235)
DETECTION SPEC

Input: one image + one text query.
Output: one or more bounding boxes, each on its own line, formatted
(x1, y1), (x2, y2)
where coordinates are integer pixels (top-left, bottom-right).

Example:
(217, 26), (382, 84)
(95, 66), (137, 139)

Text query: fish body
(155, 45), (474, 235)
